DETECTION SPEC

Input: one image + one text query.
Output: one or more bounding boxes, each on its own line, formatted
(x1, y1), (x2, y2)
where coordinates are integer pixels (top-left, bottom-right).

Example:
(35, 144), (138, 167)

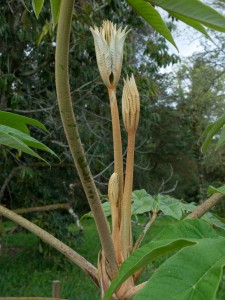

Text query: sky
(171, 22), (204, 57)
(159, 19), (207, 74)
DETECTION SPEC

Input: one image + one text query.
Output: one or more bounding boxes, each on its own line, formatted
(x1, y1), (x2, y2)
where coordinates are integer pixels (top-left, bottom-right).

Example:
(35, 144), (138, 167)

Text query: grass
(5, 214), (224, 299)
(0, 214), (176, 299)
(0, 218), (101, 299)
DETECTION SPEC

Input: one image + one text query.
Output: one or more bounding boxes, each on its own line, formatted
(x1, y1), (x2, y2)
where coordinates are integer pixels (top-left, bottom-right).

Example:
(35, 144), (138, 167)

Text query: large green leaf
(0, 111), (48, 134)
(150, 0), (225, 32)
(154, 218), (217, 240)
(203, 212), (225, 231)
(132, 189), (158, 214)
(50, 0), (61, 27)
(126, 0), (177, 49)
(32, 0), (45, 18)
(169, 11), (210, 38)
(104, 219), (216, 300)
(134, 237), (225, 300)
(157, 194), (183, 220)
(104, 239), (194, 300)
(0, 125), (57, 162)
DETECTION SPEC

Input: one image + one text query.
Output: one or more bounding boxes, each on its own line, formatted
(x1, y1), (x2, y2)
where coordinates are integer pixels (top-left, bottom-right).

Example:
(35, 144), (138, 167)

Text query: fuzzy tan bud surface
(122, 74), (140, 133)
(90, 20), (129, 88)
(108, 172), (119, 206)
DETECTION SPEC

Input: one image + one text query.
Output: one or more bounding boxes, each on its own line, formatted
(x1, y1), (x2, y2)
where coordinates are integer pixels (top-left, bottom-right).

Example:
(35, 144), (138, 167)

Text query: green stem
(0, 205), (98, 286)
(55, 0), (118, 279)
(121, 132), (135, 258)
(133, 211), (158, 251)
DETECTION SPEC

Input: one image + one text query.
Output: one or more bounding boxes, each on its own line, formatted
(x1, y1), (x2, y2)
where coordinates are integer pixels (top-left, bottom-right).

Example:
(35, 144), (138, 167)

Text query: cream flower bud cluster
(122, 74), (140, 133)
(90, 20), (129, 88)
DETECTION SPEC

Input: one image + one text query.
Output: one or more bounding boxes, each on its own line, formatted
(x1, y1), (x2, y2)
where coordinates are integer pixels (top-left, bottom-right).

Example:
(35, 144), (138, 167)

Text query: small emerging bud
(108, 172), (119, 206)
(122, 74), (140, 133)
(90, 20), (130, 88)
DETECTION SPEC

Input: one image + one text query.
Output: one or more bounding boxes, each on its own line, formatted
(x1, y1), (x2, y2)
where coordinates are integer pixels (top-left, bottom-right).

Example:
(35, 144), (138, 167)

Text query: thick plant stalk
(55, 0), (118, 279)
(108, 87), (124, 223)
(0, 205), (98, 286)
(185, 192), (225, 219)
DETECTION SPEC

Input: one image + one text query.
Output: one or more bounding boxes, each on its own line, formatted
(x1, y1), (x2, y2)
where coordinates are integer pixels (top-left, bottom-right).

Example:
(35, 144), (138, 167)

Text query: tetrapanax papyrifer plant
(3, 1), (225, 300)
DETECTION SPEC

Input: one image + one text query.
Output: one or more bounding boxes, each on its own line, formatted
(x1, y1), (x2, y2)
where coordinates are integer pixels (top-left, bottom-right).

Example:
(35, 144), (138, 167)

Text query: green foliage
(201, 112), (225, 154)
(82, 189), (225, 233)
(32, 0), (45, 18)
(150, 0), (225, 32)
(32, 0), (225, 49)
(208, 185), (225, 196)
(50, 0), (61, 27)
(0, 111), (57, 162)
(134, 237), (225, 300)
(0, 111), (48, 134)
(0, 219), (100, 299)
(0, 124), (57, 163)
(132, 189), (157, 214)
(127, 0), (225, 47)
(104, 219), (225, 300)
(32, 0), (61, 26)
(126, 0), (177, 49)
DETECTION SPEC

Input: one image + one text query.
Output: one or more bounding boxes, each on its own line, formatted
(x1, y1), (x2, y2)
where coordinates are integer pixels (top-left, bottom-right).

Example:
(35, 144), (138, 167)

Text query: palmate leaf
(157, 194), (183, 220)
(134, 237), (225, 300)
(104, 219), (217, 300)
(0, 111), (48, 134)
(126, 0), (177, 49)
(0, 125), (57, 163)
(132, 189), (158, 214)
(82, 190), (157, 219)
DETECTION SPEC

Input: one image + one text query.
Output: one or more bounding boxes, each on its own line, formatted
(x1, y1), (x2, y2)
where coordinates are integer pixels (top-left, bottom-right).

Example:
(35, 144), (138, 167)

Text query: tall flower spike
(90, 20), (130, 88)
(122, 74), (140, 133)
